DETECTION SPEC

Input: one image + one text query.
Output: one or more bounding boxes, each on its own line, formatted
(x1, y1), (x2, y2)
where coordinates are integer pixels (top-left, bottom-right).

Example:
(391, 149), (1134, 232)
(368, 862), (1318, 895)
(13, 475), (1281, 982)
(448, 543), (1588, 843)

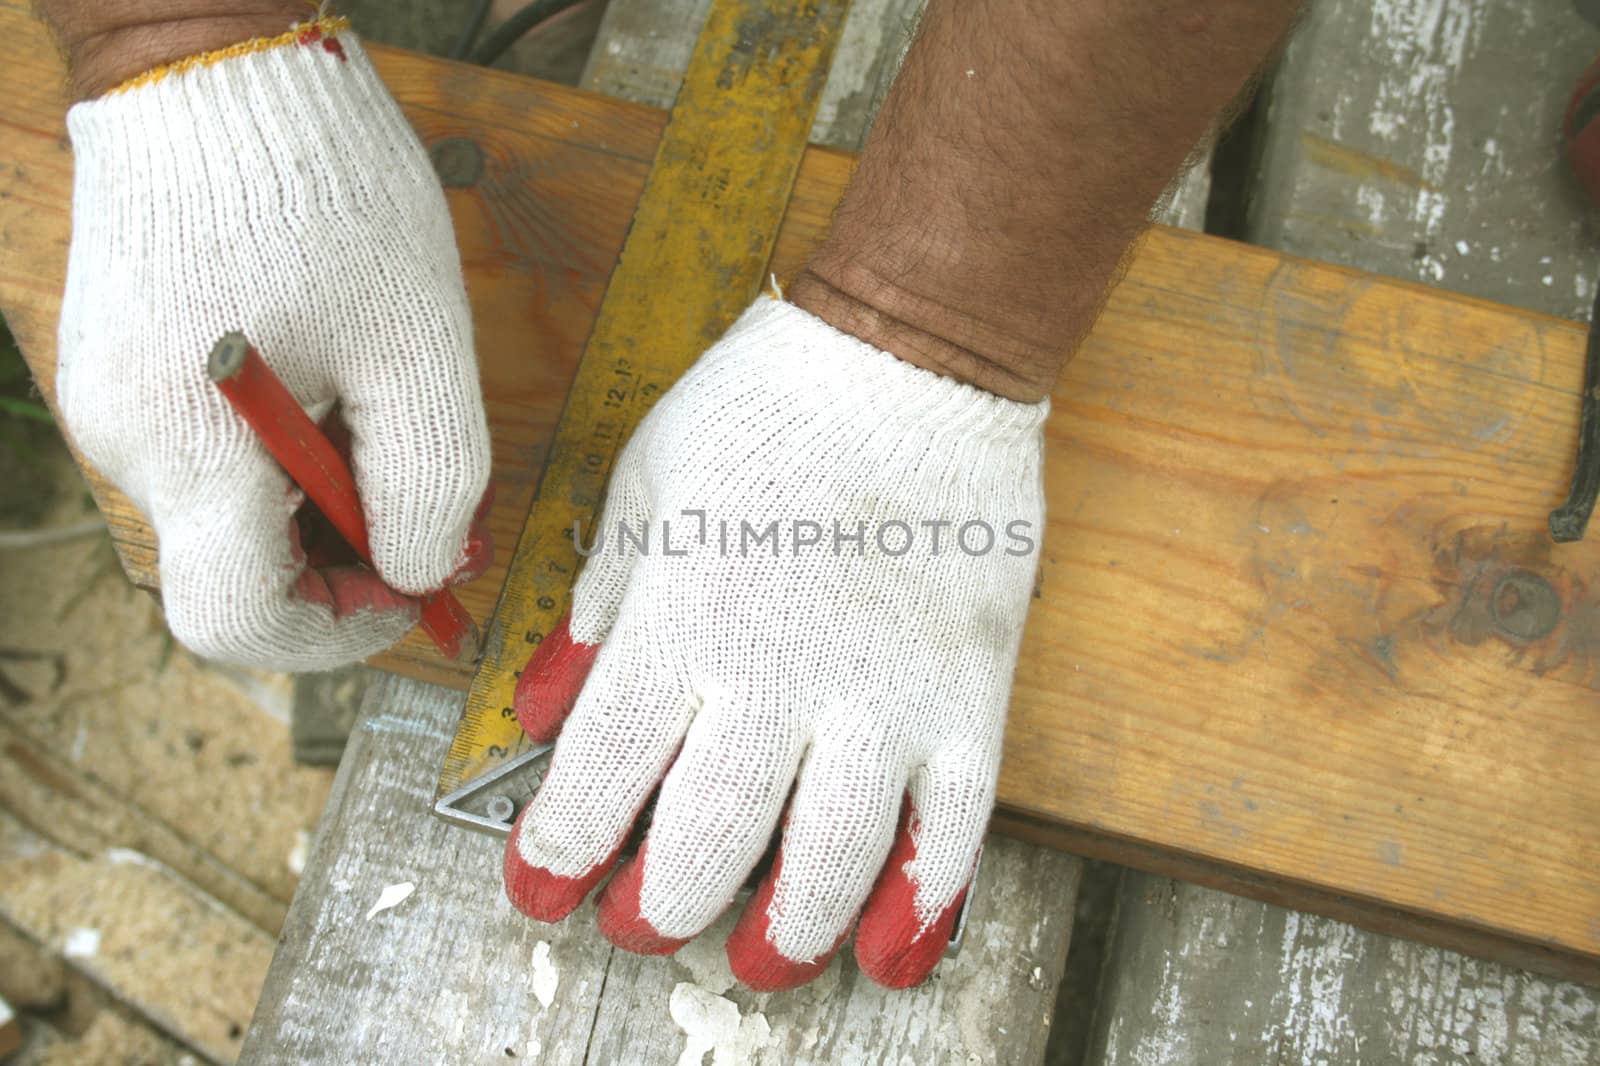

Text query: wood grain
(1, 0), (1595, 980)
(1079, 3), (1600, 1054)
(241, 673), (1079, 1065)
(1092, 868), (1600, 1064)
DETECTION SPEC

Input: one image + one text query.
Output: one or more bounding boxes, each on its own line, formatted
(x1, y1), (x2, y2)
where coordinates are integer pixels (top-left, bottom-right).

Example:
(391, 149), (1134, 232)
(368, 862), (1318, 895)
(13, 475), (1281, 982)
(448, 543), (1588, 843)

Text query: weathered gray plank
(1247, 0), (1597, 319)
(240, 674), (614, 1064)
(1157, 164), (1210, 233)
(245, 672), (1080, 1064)
(809, 0), (924, 152)
(289, 665), (372, 767)
(1084, 3), (1600, 1063)
(579, 0), (706, 111)
(1091, 871), (1600, 1066)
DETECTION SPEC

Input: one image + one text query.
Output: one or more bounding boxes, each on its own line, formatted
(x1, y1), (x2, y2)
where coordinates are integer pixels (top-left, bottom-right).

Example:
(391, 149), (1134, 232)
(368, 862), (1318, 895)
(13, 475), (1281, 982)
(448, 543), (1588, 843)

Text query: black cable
(469, 0), (586, 67)
(449, 0), (496, 60)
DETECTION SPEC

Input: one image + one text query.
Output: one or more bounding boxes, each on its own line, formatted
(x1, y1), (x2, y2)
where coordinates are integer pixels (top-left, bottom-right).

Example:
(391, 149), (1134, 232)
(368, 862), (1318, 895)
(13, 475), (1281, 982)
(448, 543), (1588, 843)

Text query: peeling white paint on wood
(1091, 875), (1600, 1066)
(531, 940), (560, 1008)
(1249, 0), (1596, 320)
(364, 881), (414, 920)
(669, 982), (774, 1065)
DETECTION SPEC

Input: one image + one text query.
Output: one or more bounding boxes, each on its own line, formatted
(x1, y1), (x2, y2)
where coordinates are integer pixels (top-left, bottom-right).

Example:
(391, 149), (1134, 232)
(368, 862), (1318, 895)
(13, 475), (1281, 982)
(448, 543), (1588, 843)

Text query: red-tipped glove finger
(725, 729), (906, 991)
(596, 697), (803, 954)
(503, 620), (693, 922)
(853, 759), (989, 989)
(513, 610), (601, 743)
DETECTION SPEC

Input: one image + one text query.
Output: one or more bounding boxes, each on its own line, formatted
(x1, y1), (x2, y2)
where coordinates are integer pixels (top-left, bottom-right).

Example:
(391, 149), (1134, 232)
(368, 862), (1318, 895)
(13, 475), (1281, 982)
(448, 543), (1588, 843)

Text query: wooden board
(1076, 5), (1600, 1060)
(1090, 868), (1600, 1065)
(1248, 0), (1596, 321)
(241, 672), (1080, 1065)
(2, 1), (1596, 981)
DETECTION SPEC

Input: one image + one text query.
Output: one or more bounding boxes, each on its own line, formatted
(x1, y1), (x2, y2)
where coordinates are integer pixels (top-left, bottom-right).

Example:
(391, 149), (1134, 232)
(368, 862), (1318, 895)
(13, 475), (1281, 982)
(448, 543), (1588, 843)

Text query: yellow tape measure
(436, 0), (851, 802)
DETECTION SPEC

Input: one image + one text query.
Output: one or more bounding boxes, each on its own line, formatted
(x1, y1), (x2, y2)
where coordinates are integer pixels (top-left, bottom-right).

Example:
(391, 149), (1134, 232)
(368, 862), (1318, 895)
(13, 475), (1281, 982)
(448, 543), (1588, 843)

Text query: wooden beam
(1, 0), (1595, 981)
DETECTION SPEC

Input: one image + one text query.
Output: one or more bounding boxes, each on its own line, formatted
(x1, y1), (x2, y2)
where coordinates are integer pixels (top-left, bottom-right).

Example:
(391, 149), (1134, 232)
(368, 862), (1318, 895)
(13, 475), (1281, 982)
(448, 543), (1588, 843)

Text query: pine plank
(1080, 7), (1600, 1064)
(1, 0), (1596, 980)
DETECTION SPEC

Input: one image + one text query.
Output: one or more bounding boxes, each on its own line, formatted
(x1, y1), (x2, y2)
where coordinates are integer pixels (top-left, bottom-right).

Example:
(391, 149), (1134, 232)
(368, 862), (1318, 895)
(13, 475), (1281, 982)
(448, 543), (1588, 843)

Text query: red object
(1566, 52), (1600, 208)
(595, 842), (693, 955)
(851, 803), (972, 989)
(207, 332), (479, 660)
(503, 810), (625, 921)
(726, 831), (850, 991)
(513, 609), (601, 742)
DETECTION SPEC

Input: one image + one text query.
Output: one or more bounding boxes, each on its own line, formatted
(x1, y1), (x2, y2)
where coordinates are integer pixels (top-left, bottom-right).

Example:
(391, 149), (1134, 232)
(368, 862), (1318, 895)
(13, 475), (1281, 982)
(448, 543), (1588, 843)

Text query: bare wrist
(789, 263), (1066, 405)
(42, 2), (309, 99)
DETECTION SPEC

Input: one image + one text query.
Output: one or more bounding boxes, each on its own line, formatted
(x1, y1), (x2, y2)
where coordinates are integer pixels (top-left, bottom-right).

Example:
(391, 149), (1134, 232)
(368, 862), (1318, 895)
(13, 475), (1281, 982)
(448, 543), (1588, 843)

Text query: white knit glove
(55, 24), (492, 672)
(504, 298), (1047, 990)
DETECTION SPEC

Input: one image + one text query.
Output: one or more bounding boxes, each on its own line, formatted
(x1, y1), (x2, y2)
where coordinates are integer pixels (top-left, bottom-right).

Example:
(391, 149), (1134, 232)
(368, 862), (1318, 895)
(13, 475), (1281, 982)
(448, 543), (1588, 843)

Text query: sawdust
(30, 1007), (197, 1066)
(0, 450), (330, 911)
(0, 818), (273, 1061)
(0, 921), (66, 1012)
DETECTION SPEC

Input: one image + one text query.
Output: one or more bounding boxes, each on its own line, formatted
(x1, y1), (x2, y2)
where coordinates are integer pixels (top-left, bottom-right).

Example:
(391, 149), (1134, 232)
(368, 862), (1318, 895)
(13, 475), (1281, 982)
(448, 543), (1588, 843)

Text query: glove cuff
(64, 21), (432, 212)
(103, 15), (355, 96)
(725, 296), (1052, 442)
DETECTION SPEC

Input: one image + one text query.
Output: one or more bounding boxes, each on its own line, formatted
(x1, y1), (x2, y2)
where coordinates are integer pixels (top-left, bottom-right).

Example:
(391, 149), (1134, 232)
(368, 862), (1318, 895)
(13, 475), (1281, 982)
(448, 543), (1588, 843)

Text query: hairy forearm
(36, 0), (307, 98)
(792, 0), (1301, 402)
